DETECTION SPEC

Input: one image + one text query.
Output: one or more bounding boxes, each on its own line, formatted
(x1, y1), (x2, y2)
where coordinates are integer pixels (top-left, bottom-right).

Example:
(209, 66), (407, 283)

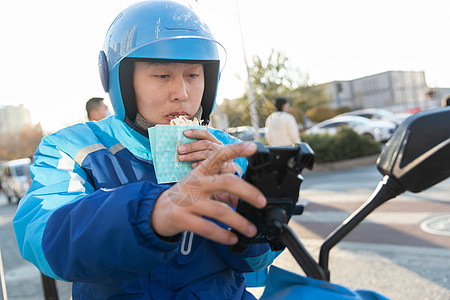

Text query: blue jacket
(13, 116), (279, 299)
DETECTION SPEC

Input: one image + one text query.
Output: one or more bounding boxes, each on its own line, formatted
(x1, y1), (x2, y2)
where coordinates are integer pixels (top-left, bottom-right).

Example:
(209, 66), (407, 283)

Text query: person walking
(442, 94), (450, 107)
(265, 97), (301, 146)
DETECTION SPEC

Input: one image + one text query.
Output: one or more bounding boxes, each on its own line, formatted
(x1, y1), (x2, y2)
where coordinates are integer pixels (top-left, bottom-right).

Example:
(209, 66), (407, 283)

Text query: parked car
(0, 161), (6, 190)
(1, 158), (31, 204)
(225, 126), (256, 141)
(256, 127), (267, 140)
(305, 115), (396, 142)
(339, 108), (411, 126)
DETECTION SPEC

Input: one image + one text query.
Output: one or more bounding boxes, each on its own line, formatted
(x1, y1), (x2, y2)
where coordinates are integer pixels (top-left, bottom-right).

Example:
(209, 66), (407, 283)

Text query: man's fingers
(178, 139), (217, 155)
(182, 215), (239, 245)
(179, 149), (211, 163)
(183, 129), (222, 145)
(182, 201), (257, 244)
(154, 142), (264, 245)
(211, 192), (240, 207)
(198, 174), (266, 209)
(197, 143), (257, 176)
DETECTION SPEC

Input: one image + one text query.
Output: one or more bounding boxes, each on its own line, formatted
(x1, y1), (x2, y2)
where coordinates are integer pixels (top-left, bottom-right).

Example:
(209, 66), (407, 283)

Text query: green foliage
(247, 49), (301, 126)
(287, 106), (304, 126)
(306, 105), (336, 123)
(220, 97), (251, 127)
(301, 127), (381, 163)
(334, 105), (353, 115)
(218, 49), (330, 128)
(250, 49), (295, 101)
(0, 124), (44, 160)
(292, 84), (330, 112)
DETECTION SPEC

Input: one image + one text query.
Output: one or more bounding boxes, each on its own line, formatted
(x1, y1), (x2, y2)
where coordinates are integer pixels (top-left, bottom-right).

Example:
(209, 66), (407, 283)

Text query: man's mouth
(167, 113), (190, 120)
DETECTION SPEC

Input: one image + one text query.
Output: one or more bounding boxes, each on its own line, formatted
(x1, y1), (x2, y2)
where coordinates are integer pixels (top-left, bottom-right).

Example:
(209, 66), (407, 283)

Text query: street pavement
(0, 197), (72, 300)
(1, 164), (449, 299)
(250, 164), (450, 299)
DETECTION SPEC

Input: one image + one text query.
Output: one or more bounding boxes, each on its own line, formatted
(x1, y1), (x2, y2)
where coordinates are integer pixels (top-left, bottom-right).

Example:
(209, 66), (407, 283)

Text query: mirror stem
(318, 175), (405, 281)
(281, 224), (327, 280)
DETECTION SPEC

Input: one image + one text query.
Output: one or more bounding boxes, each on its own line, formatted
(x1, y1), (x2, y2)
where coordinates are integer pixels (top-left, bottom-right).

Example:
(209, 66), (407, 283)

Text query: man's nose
(171, 76), (188, 102)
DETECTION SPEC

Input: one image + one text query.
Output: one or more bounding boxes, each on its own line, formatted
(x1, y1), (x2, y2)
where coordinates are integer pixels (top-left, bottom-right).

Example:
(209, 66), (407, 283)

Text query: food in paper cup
(149, 116), (205, 184)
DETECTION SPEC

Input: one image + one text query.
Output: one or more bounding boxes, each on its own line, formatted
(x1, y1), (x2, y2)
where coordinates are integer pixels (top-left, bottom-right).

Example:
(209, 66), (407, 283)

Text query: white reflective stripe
(108, 143), (125, 155)
(74, 143), (107, 166)
(74, 143), (125, 166)
(180, 231), (194, 255)
(57, 150), (86, 193)
(233, 162), (243, 177)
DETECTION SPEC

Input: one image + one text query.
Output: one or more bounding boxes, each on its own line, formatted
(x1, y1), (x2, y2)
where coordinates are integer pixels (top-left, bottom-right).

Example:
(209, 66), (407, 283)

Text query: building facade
(324, 71), (431, 112)
(0, 104), (32, 134)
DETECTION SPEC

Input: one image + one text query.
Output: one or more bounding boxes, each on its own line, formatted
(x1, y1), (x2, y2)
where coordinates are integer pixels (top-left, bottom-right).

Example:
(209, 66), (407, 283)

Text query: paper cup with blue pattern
(149, 125), (206, 184)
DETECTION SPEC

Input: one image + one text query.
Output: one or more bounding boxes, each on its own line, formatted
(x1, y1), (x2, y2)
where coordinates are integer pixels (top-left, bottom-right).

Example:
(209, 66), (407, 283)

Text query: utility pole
(0, 248), (8, 300)
(235, 0), (259, 130)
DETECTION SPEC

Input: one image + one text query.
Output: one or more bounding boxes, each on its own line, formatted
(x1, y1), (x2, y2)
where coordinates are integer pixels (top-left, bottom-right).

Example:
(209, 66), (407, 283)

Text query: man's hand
(151, 142), (265, 245)
(177, 129), (236, 174)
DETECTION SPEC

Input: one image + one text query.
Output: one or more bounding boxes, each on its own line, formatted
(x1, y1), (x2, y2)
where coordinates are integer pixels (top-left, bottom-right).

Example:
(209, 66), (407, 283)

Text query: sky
(1, 0), (449, 132)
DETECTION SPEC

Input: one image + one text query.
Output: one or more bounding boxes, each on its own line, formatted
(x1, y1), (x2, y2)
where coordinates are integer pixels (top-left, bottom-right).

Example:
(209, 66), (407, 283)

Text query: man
(265, 97), (301, 146)
(13, 1), (278, 299)
(85, 97), (110, 121)
(442, 94), (450, 107)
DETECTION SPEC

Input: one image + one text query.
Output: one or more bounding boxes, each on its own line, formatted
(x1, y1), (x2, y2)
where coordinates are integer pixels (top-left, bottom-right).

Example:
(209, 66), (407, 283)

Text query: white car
(225, 126), (256, 141)
(1, 158), (31, 204)
(340, 108), (411, 126)
(305, 115), (396, 142)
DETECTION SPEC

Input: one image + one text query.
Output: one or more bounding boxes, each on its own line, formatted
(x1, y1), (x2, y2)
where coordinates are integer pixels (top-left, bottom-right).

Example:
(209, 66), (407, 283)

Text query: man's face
(90, 101), (110, 121)
(133, 62), (205, 124)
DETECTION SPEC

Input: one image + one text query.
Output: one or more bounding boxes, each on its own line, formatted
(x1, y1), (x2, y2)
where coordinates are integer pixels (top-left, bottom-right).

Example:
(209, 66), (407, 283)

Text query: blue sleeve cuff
(134, 183), (181, 251)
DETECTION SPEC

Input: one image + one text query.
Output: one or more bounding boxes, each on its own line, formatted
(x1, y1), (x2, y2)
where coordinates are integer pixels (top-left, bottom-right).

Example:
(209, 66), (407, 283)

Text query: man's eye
(188, 74), (199, 78)
(155, 75), (169, 79)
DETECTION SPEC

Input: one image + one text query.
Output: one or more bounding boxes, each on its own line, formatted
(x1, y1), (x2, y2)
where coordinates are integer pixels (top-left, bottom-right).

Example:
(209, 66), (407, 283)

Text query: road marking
(294, 211), (440, 225)
(420, 215), (450, 236)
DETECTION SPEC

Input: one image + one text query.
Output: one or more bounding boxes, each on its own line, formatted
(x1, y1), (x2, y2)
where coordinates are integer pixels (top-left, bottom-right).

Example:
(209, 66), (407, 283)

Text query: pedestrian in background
(85, 97), (110, 121)
(265, 97), (308, 206)
(442, 94), (450, 107)
(265, 97), (301, 146)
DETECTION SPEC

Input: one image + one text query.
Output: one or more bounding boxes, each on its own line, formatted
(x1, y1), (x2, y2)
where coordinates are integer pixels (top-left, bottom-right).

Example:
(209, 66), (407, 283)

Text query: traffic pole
(0, 248), (8, 300)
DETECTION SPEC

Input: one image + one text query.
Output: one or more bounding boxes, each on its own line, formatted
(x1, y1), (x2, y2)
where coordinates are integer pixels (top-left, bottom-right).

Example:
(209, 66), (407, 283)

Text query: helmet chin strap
(192, 105), (203, 122)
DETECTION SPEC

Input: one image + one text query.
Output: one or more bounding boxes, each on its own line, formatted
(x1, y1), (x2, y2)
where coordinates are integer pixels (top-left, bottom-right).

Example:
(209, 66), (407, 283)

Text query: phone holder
(230, 142), (315, 253)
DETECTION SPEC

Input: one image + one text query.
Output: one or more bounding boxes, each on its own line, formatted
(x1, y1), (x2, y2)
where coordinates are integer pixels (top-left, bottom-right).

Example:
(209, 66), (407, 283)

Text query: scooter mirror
(377, 107), (450, 193)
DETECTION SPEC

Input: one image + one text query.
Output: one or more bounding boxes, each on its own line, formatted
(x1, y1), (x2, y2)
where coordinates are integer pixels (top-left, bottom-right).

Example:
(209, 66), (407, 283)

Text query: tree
(0, 124), (44, 160)
(306, 105), (335, 123)
(250, 49), (296, 101)
(291, 84), (330, 113)
(219, 49), (329, 127)
(220, 97), (250, 127)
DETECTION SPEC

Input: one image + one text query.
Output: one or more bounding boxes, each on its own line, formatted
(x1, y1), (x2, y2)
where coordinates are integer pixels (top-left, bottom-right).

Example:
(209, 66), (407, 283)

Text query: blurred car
(256, 127), (267, 140)
(1, 158), (31, 204)
(305, 115), (396, 142)
(225, 126), (256, 141)
(0, 161), (6, 190)
(340, 108), (411, 126)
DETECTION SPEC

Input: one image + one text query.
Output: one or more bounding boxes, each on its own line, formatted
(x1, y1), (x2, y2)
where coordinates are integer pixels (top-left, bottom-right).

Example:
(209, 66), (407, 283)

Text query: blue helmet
(99, 0), (222, 126)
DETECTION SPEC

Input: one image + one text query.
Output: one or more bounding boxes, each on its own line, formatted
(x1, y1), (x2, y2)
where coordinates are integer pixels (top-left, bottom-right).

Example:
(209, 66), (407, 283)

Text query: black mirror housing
(377, 107), (450, 193)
